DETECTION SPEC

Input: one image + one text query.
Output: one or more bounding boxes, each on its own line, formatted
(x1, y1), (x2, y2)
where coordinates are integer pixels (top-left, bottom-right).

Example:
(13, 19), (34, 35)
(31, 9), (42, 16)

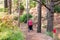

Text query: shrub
(6, 30), (24, 40)
(20, 14), (32, 23)
(13, 13), (32, 23)
(46, 31), (53, 38)
(0, 27), (24, 40)
(0, 15), (25, 40)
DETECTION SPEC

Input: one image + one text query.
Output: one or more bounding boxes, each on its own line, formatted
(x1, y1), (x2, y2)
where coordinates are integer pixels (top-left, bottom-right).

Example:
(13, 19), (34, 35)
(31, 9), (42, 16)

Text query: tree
(37, 0), (42, 33)
(32, 0), (60, 32)
(4, 0), (8, 8)
(4, 0), (8, 12)
(17, 0), (21, 27)
(46, 0), (54, 32)
(8, 0), (12, 14)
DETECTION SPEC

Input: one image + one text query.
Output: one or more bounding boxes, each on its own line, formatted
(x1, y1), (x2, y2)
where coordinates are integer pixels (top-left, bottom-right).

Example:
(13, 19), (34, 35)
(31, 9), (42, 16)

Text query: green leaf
(54, 5), (60, 13)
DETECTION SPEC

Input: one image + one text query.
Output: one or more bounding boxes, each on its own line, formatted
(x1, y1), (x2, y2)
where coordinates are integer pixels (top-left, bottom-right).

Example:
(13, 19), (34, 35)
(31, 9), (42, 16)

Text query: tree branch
(33, 0), (51, 11)
(53, 0), (60, 2)
(42, 2), (51, 11)
(54, 1), (60, 6)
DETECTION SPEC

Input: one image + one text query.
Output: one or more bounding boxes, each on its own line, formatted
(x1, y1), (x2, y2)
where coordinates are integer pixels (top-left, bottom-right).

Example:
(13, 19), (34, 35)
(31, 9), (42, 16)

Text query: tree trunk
(37, 0), (42, 33)
(47, 0), (54, 32)
(4, 0), (8, 8)
(8, 0), (12, 14)
(18, 0), (21, 27)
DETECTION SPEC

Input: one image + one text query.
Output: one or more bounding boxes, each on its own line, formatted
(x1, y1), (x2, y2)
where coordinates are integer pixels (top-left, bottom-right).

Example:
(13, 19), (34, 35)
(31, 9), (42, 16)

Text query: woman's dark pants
(28, 25), (33, 30)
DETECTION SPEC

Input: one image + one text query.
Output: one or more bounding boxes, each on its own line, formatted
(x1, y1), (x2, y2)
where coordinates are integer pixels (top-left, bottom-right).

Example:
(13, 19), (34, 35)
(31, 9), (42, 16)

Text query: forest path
(20, 23), (53, 40)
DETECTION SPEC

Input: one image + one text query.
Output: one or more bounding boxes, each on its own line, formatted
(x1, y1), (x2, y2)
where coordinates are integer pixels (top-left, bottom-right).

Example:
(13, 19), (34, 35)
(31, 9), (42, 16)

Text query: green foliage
(0, 16), (24, 40)
(46, 31), (53, 38)
(0, 8), (4, 12)
(20, 3), (25, 10)
(30, 0), (37, 8)
(22, 0), (36, 8)
(3, 30), (24, 40)
(42, 0), (46, 3)
(0, 8), (8, 12)
(0, 28), (24, 40)
(13, 13), (32, 23)
(14, 0), (24, 10)
(20, 14), (32, 23)
(20, 15), (24, 22)
(54, 5), (60, 13)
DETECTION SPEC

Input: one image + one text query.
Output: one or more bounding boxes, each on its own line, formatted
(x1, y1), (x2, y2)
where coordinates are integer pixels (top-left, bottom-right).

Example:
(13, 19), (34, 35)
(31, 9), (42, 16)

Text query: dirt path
(20, 23), (53, 40)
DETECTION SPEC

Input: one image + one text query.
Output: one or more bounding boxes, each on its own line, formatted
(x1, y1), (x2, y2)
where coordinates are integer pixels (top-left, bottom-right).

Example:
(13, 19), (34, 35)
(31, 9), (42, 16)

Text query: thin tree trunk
(47, 0), (54, 32)
(26, 0), (30, 40)
(4, 0), (8, 8)
(8, 0), (12, 14)
(18, 0), (20, 27)
(4, 0), (8, 12)
(37, 0), (42, 33)
(26, 0), (29, 26)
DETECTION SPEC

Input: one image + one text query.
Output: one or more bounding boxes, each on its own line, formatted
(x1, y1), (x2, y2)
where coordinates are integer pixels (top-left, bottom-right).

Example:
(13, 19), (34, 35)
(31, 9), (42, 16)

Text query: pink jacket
(28, 20), (33, 25)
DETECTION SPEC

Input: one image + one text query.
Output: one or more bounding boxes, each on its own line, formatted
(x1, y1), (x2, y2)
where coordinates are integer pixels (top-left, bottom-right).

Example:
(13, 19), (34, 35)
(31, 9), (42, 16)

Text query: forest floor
(20, 23), (53, 40)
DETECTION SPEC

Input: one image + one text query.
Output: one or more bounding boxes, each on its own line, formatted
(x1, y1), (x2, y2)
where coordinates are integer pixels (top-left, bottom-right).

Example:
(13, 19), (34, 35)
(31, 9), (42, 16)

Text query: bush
(46, 31), (53, 38)
(13, 13), (32, 23)
(0, 27), (24, 40)
(20, 14), (32, 23)
(0, 15), (25, 40)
